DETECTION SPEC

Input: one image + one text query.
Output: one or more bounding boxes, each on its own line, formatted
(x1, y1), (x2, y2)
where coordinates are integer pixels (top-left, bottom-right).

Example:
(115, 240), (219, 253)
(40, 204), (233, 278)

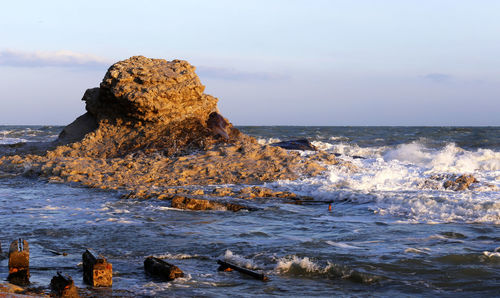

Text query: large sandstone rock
(56, 56), (240, 157)
(85, 56), (217, 124)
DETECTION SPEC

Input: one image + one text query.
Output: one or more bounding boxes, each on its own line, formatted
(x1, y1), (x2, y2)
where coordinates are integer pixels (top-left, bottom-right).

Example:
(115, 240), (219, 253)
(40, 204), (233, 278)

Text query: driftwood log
(50, 272), (80, 298)
(82, 249), (112, 287)
(144, 256), (184, 281)
(217, 260), (268, 281)
(8, 239), (30, 285)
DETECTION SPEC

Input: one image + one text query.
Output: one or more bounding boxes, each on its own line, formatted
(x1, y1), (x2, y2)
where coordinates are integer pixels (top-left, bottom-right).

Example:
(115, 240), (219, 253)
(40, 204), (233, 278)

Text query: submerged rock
(443, 174), (478, 191)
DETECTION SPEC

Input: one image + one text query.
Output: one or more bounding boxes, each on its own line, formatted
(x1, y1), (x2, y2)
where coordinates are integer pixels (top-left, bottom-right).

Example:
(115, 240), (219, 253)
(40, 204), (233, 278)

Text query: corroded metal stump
(144, 256), (184, 281)
(50, 272), (80, 298)
(8, 239), (30, 285)
(82, 249), (112, 287)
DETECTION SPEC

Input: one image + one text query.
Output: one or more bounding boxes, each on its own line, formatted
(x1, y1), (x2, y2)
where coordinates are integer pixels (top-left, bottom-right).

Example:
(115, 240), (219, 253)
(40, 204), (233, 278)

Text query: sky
(1, 0), (499, 126)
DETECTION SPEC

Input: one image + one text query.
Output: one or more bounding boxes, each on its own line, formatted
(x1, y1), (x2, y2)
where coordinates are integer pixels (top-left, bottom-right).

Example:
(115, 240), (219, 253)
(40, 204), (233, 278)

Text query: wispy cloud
(0, 49), (111, 69)
(422, 73), (453, 83)
(197, 66), (288, 81)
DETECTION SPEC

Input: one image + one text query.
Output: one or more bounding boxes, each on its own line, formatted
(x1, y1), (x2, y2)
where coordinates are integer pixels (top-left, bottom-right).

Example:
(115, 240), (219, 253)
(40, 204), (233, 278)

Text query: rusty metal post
(82, 249), (112, 287)
(8, 239), (30, 285)
(50, 272), (80, 298)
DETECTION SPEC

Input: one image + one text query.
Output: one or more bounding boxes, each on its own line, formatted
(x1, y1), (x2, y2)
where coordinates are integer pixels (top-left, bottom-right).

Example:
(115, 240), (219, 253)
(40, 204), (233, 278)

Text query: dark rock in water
(443, 174), (478, 191)
(271, 139), (317, 151)
(58, 112), (98, 143)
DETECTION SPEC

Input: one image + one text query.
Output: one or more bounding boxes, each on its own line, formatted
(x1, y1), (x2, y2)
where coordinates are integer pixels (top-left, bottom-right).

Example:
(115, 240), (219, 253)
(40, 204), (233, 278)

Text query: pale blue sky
(1, 0), (499, 125)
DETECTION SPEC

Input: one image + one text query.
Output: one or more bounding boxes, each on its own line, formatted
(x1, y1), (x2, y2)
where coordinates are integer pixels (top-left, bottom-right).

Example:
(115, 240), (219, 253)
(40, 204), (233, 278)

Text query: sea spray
(275, 255), (382, 284)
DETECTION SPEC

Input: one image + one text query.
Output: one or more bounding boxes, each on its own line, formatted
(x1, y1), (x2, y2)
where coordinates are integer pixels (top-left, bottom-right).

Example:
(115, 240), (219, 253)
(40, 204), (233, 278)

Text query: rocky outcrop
(55, 56), (241, 158)
(87, 57), (216, 124)
(0, 55), (346, 207)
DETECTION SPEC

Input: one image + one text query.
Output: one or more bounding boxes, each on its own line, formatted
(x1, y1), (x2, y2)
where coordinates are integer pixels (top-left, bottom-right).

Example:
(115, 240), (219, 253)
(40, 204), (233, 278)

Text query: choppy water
(0, 126), (499, 297)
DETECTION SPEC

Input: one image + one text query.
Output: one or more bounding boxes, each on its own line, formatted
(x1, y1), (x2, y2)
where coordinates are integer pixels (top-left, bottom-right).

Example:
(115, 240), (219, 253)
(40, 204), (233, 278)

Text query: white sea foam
(257, 137), (281, 145)
(326, 241), (362, 249)
(274, 140), (500, 224)
(385, 142), (500, 173)
(482, 247), (500, 258)
(311, 141), (385, 158)
(0, 137), (28, 144)
(222, 250), (258, 269)
(275, 256), (320, 273)
(155, 253), (204, 260)
(275, 255), (380, 283)
(106, 218), (134, 224)
(404, 247), (431, 254)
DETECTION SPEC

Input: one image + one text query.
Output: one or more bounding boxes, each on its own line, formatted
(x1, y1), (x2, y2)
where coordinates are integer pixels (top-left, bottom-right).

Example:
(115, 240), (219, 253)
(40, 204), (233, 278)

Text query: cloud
(0, 49), (111, 69)
(422, 73), (453, 83)
(196, 66), (288, 81)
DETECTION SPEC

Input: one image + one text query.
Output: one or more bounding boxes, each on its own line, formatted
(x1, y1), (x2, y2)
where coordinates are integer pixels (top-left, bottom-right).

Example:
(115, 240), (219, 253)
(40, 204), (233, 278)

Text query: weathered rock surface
(53, 55), (242, 158)
(88, 56), (216, 124)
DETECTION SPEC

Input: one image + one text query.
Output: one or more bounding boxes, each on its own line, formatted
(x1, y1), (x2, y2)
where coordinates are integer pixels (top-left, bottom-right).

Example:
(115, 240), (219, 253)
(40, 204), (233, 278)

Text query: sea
(0, 125), (499, 297)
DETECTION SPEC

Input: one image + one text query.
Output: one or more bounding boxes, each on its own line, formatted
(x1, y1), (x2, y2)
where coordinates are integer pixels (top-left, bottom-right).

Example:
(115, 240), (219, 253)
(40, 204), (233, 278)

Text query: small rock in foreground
(443, 174), (478, 191)
(171, 196), (247, 212)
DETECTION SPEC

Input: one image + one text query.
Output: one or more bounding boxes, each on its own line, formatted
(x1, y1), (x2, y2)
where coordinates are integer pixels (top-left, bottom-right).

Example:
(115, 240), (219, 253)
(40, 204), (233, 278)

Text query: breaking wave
(275, 255), (382, 284)
(272, 140), (500, 224)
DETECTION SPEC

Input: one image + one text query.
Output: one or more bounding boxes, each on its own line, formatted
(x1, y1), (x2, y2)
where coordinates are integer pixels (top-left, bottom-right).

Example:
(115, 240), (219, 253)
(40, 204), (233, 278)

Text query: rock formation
(0, 55), (345, 203)
(56, 55), (243, 158)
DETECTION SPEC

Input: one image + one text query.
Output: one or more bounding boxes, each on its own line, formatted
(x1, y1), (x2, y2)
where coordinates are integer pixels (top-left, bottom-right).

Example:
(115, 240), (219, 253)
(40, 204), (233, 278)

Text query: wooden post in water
(82, 249), (112, 287)
(217, 260), (268, 281)
(8, 239), (30, 285)
(50, 272), (80, 298)
(144, 256), (184, 281)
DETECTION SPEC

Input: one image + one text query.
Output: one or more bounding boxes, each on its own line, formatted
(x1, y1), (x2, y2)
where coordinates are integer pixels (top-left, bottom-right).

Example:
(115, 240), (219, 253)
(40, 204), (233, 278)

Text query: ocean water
(0, 126), (499, 297)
